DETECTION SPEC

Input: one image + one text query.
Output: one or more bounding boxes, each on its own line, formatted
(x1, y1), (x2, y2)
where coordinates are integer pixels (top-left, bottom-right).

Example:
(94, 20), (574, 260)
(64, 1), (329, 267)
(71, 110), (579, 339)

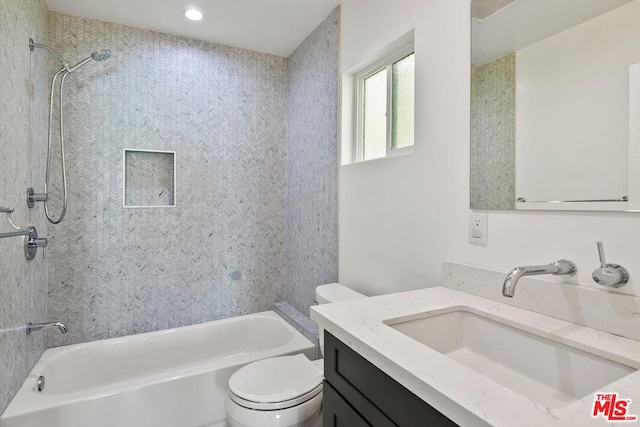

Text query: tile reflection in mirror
(470, 0), (639, 211)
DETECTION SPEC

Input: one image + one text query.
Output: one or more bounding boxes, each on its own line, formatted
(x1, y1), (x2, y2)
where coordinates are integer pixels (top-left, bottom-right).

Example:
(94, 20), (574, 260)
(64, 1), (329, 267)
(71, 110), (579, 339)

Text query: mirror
(471, 0), (640, 211)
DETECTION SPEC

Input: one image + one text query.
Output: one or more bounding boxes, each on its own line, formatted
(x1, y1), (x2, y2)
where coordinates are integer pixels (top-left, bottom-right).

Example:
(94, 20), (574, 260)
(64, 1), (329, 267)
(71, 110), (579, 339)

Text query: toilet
(225, 283), (366, 427)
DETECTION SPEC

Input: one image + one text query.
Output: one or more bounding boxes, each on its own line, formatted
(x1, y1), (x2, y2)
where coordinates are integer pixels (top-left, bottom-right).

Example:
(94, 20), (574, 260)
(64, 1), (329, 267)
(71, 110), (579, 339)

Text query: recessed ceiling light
(184, 9), (204, 21)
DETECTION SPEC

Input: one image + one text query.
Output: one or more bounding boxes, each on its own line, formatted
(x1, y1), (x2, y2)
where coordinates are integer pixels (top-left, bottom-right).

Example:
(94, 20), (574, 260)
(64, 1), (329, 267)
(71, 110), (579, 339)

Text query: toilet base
(225, 391), (322, 427)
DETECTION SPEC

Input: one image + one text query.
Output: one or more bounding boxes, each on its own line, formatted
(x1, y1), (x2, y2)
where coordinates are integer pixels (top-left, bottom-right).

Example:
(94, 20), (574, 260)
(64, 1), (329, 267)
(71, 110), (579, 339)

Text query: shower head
(66, 49), (111, 73)
(92, 49), (111, 62)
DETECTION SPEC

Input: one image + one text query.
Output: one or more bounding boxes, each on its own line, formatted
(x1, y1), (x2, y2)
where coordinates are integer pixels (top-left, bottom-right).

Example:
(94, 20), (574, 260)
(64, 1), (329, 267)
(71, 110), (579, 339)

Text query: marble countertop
(310, 287), (640, 426)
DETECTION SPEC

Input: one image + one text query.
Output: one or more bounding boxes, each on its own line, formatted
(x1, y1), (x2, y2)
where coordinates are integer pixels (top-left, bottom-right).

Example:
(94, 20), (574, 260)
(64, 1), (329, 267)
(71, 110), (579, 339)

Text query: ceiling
(44, 0), (341, 57)
(471, 0), (515, 20)
(472, 0), (634, 64)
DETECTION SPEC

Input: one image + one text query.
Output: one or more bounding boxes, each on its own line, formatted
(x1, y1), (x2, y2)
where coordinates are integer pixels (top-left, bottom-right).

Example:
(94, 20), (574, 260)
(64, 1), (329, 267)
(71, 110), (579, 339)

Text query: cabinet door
(323, 381), (371, 427)
(324, 332), (458, 427)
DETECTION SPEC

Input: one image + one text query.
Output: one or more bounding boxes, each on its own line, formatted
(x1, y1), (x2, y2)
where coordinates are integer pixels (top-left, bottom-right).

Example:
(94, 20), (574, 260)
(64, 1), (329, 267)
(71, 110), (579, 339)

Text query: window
(356, 45), (415, 162)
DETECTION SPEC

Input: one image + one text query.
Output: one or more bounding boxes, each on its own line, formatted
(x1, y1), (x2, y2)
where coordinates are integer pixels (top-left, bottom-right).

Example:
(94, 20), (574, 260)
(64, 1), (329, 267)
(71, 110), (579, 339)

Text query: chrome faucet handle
(28, 236), (48, 248)
(592, 242), (629, 288)
(597, 242), (607, 268)
(28, 236), (48, 260)
(24, 227), (47, 261)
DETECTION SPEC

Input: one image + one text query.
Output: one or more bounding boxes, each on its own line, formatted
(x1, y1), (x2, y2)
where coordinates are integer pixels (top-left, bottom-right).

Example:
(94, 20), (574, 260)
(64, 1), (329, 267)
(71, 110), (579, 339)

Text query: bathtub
(0, 311), (315, 427)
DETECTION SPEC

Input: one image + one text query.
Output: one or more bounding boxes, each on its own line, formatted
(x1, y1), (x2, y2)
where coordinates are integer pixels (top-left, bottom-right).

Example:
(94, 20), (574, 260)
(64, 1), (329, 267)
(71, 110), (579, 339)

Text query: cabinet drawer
(323, 381), (371, 427)
(324, 332), (457, 427)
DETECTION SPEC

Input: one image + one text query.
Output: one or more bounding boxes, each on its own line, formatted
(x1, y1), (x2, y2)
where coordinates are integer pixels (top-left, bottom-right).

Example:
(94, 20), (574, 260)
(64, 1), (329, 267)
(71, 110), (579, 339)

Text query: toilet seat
(228, 354), (323, 411)
(229, 384), (323, 411)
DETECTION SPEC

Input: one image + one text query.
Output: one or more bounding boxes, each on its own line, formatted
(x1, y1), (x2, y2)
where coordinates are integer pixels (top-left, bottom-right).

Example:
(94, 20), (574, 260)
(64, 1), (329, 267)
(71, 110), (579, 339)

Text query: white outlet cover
(469, 213), (488, 246)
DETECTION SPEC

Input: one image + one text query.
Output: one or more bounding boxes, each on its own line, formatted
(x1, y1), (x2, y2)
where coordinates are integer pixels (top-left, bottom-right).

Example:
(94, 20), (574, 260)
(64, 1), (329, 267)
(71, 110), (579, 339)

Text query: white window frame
(354, 42), (415, 163)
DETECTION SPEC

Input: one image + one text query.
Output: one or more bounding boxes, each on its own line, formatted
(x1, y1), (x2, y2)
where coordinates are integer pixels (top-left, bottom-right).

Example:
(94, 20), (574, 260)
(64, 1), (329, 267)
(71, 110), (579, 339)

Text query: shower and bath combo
(27, 39), (111, 224)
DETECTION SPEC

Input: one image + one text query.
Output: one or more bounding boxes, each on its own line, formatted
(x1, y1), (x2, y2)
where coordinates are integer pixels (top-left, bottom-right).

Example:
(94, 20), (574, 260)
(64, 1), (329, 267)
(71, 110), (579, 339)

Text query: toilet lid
(229, 354), (323, 404)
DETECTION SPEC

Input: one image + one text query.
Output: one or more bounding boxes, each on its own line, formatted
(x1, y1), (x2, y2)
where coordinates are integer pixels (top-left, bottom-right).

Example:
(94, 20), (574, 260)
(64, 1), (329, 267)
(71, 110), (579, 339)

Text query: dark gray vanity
(323, 332), (457, 426)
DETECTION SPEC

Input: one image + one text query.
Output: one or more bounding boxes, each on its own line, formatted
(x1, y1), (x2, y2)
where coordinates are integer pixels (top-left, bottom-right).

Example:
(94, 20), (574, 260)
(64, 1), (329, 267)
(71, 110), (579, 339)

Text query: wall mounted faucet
(592, 242), (629, 288)
(0, 207), (47, 260)
(26, 322), (67, 335)
(502, 260), (577, 297)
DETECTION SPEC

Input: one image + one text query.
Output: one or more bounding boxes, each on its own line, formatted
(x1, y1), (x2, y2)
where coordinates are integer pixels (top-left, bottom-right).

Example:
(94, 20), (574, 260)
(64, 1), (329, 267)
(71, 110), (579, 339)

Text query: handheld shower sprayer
(66, 49), (112, 73)
(27, 39), (111, 224)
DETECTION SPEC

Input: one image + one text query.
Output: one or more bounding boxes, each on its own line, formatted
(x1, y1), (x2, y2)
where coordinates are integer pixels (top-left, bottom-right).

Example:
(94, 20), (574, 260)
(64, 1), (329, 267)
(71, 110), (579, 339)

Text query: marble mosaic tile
(46, 13), (288, 347)
(471, 53), (516, 210)
(0, 0), (49, 415)
(283, 7), (340, 316)
(272, 302), (319, 357)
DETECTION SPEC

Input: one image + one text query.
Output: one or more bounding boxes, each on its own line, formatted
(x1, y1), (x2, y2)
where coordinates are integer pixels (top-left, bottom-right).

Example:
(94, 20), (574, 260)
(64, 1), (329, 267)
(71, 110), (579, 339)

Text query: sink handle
(592, 242), (629, 288)
(597, 242), (607, 268)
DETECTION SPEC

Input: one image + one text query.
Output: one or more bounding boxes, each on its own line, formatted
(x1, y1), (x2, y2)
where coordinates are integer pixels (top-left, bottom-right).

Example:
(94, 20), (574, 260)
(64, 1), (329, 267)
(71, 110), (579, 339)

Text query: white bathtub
(1, 311), (315, 427)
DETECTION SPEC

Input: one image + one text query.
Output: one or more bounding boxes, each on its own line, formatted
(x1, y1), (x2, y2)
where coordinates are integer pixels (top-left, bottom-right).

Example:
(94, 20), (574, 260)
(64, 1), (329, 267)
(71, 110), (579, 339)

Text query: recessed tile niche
(123, 149), (176, 208)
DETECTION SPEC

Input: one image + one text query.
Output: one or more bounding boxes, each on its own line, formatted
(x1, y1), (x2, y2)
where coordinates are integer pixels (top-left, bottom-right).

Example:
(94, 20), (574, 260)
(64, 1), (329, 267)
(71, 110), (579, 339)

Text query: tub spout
(502, 260), (577, 298)
(27, 321), (67, 334)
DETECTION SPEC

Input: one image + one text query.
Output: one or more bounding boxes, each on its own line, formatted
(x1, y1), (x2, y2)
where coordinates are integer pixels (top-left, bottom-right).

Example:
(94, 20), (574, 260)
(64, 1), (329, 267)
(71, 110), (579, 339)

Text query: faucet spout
(502, 260), (577, 297)
(26, 321), (67, 335)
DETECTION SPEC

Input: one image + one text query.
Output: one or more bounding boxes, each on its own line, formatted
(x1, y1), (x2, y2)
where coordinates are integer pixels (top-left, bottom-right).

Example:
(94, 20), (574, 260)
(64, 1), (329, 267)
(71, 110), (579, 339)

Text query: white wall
(339, 0), (469, 296)
(516, 1), (640, 202)
(339, 0), (640, 300)
(629, 64), (640, 209)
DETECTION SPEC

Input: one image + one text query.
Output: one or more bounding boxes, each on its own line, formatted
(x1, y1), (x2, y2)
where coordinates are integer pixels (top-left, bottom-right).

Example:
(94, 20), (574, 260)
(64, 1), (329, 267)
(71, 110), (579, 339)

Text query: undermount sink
(384, 308), (637, 409)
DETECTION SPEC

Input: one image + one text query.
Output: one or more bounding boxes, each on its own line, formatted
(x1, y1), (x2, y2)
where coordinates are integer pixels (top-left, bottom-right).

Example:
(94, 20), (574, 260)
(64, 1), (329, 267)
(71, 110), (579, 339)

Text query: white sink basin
(385, 308), (637, 409)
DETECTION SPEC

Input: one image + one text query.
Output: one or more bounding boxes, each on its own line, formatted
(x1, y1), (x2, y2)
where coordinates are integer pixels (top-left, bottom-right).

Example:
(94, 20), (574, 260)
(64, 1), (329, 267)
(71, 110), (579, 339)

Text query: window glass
(363, 68), (388, 161)
(353, 44), (414, 164)
(391, 53), (415, 150)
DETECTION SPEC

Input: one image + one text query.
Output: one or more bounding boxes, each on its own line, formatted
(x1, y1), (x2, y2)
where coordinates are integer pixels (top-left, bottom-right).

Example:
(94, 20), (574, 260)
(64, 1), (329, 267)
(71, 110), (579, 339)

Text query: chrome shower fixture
(91, 50), (112, 62)
(29, 39), (66, 66)
(66, 49), (112, 73)
(29, 39), (111, 73)
(27, 39), (111, 224)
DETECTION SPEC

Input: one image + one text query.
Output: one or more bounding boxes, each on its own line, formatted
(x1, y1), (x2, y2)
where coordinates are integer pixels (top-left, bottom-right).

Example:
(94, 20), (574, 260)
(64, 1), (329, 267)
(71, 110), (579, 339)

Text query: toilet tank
(315, 283), (366, 305)
(315, 284), (366, 357)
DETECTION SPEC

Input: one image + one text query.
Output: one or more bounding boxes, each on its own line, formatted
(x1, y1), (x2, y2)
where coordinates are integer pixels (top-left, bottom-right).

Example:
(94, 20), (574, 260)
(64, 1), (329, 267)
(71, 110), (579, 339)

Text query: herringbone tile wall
(283, 8), (340, 315)
(47, 12), (288, 347)
(470, 53), (516, 210)
(0, 0), (49, 414)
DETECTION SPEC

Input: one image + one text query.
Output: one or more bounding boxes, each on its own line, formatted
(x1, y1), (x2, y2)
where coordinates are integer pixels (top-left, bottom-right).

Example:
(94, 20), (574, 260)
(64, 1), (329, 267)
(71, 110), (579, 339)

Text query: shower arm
(28, 39), (98, 74)
(29, 39), (67, 69)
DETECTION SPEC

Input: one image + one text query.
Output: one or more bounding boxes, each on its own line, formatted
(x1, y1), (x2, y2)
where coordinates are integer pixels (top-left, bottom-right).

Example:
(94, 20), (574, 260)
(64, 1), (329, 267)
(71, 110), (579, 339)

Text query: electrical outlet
(469, 213), (488, 246)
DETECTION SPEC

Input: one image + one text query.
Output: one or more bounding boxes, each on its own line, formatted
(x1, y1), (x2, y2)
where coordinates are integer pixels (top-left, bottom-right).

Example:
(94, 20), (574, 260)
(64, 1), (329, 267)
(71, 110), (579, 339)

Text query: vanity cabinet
(323, 332), (457, 427)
